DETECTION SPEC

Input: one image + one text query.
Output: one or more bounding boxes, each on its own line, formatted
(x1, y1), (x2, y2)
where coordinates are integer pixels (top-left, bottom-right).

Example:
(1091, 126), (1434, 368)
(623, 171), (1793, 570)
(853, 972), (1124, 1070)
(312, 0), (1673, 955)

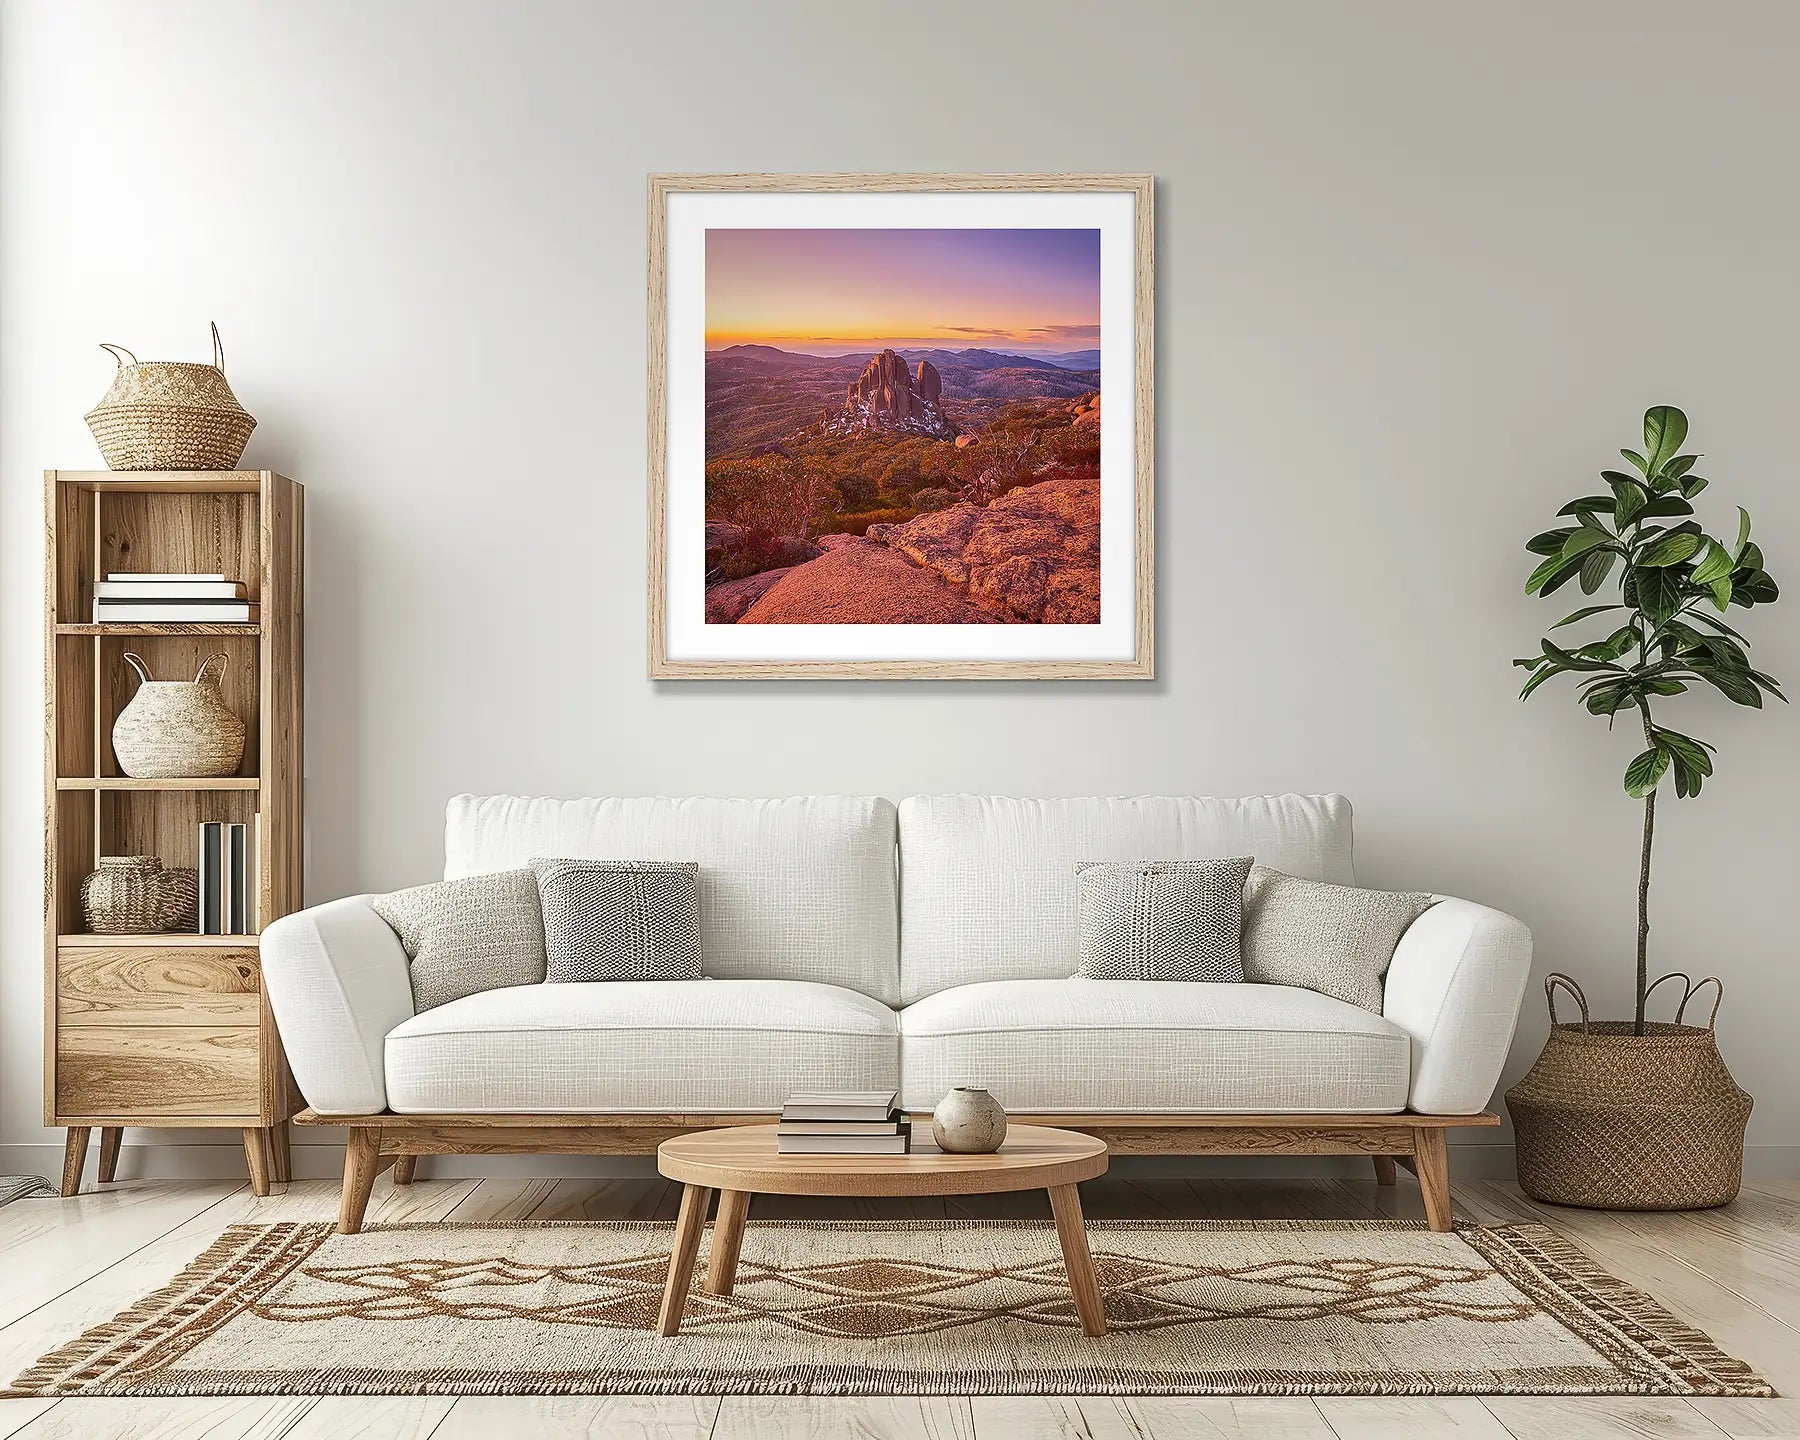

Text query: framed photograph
(648, 173), (1152, 679)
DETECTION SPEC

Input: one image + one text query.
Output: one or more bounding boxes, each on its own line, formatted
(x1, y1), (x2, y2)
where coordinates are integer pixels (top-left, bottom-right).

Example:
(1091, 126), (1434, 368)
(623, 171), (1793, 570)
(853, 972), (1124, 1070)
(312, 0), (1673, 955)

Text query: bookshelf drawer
(57, 945), (260, 1026)
(56, 1026), (261, 1118)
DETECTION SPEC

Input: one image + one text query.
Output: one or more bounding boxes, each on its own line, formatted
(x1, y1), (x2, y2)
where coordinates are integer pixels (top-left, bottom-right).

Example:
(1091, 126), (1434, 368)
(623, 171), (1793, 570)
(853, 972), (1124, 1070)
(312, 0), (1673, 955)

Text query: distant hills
(706, 343), (1100, 461)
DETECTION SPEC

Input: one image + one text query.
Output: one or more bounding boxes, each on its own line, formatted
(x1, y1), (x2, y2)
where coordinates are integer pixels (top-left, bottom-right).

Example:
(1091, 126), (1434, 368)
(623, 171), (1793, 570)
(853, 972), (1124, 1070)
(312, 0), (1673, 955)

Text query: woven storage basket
(84, 323), (255, 471)
(1507, 972), (1752, 1211)
(80, 857), (198, 934)
(110, 652), (246, 779)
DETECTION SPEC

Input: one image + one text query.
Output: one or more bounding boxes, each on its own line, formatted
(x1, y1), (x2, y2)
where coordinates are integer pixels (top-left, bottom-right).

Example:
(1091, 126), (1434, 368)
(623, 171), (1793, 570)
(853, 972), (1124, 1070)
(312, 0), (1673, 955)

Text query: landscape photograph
(702, 227), (1102, 625)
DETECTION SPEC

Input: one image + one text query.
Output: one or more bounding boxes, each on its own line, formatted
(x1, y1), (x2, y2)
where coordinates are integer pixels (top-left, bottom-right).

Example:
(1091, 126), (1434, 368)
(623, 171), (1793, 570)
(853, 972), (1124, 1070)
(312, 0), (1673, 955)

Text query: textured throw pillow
(1241, 865), (1437, 1012)
(1074, 857), (1254, 982)
(371, 869), (547, 1012)
(532, 858), (703, 982)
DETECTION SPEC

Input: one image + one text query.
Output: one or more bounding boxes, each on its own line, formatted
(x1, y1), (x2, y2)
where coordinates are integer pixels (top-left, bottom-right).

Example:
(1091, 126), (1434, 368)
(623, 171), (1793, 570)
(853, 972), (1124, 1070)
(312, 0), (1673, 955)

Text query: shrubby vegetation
(703, 395), (1102, 580)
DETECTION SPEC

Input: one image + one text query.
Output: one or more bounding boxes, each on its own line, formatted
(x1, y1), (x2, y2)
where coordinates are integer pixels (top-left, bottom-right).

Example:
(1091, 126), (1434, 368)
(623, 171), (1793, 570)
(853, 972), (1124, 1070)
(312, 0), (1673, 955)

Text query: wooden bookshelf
(44, 470), (304, 1197)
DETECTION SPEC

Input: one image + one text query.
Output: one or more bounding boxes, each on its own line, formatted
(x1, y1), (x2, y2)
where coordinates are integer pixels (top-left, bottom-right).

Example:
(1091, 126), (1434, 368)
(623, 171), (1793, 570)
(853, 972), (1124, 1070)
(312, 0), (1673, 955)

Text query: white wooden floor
(0, 1169), (1793, 1439)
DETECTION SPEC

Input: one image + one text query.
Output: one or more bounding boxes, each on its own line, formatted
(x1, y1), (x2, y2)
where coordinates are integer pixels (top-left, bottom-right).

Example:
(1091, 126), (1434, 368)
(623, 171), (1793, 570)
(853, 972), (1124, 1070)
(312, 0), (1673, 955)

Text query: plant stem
(1637, 703), (1656, 1036)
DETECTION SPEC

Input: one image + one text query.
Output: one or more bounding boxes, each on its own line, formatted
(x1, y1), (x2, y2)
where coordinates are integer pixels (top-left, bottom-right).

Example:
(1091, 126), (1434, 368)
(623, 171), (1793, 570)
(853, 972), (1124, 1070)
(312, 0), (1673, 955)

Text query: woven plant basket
(84, 323), (255, 471)
(110, 652), (245, 779)
(1507, 972), (1752, 1211)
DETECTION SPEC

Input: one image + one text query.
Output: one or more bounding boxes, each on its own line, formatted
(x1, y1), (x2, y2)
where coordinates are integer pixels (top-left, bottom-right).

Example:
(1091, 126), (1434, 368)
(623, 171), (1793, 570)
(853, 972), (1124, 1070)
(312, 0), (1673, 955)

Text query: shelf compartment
(56, 471), (264, 494)
(97, 633), (260, 778)
(57, 778), (260, 791)
(56, 1026), (262, 1118)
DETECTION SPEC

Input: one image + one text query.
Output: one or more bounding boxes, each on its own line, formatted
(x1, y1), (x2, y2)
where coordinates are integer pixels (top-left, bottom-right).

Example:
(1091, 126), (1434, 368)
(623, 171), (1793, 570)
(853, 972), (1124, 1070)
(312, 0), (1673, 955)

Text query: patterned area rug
(5, 1219), (1772, 1398)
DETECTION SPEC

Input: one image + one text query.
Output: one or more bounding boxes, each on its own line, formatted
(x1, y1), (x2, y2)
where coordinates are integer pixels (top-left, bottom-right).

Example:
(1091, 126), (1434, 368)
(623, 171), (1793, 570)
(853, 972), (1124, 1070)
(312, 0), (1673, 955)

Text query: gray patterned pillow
(531, 858), (703, 982)
(371, 869), (547, 1012)
(1074, 857), (1254, 982)
(1241, 865), (1437, 1012)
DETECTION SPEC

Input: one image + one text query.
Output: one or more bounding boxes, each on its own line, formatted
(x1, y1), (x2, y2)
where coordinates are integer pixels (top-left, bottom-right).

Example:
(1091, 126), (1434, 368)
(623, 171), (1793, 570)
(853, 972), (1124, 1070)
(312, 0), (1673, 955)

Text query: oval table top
(657, 1124), (1109, 1197)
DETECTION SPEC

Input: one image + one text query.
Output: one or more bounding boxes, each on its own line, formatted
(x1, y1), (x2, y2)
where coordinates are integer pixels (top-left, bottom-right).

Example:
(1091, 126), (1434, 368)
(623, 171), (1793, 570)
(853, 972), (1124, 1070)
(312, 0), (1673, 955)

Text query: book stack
(198, 821), (254, 934)
(93, 573), (258, 624)
(777, 1090), (909, 1154)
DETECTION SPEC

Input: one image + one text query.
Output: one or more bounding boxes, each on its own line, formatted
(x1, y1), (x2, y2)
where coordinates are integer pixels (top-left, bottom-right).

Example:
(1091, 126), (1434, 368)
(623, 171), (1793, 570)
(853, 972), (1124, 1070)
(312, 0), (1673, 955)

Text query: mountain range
(712, 343), (1100, 373)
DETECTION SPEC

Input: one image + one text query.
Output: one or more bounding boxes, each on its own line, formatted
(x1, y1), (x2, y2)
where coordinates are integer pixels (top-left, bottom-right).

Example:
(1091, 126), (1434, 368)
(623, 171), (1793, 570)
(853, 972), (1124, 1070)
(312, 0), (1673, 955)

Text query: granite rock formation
(827, 349), (958, 440)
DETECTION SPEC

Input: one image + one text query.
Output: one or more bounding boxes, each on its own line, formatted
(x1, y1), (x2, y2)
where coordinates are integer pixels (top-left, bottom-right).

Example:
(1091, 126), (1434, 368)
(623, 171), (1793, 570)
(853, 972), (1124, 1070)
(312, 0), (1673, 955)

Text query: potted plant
(1508, 405), (1783, 1210)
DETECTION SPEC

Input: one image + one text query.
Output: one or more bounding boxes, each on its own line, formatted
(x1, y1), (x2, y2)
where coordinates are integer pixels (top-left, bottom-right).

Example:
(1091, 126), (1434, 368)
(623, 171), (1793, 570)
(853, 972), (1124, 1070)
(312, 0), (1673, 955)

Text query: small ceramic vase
(931, 1086), (1008, 1154)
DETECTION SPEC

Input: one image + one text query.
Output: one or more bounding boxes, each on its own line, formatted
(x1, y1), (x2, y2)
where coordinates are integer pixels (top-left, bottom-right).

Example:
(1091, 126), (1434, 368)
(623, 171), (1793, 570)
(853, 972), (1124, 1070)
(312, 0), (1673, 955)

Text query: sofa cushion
(383, 979), (898, 1113)
(1076, 857), (1253, 982)
(898, 794), (1356, 1004)
(1243, 865), (1437, 1012)
(898, 978), (1409, 1114)
(445, 795), (900, 1004)
(533, 858), (703, 982)
(370, 869), (546, 1012)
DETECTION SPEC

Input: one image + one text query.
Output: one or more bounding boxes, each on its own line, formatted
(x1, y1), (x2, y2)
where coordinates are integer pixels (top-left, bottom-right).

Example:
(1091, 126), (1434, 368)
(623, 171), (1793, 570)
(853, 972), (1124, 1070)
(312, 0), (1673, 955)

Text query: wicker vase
(81, 857), (196, 935)
(111, 652), (245, 778)
(83, 323), (255, 471)
(1507, 973), (1752, 1211)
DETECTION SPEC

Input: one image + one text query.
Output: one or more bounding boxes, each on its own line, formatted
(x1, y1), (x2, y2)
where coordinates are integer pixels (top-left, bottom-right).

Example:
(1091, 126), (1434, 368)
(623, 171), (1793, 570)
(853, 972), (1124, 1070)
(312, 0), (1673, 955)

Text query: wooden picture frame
(648, 173), (1153, 679)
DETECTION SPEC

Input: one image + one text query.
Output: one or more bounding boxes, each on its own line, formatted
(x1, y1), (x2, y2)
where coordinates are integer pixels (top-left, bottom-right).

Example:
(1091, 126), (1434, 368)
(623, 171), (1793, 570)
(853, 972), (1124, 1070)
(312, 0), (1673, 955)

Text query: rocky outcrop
(705, 566), (795, 624)
(729, 476), (1099, 626)
(1070, 393), (1100, 430)
(827, 348), (958, 440)
(738, 541), (999, 625)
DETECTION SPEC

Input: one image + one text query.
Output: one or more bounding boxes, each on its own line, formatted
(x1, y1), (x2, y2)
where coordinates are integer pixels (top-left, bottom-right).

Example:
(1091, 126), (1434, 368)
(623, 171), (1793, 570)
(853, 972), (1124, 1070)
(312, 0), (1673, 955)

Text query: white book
(777, 1131), (910, 1155)
(94, 580), (246, 599)
(93, 600), (259, 623)
(776, 1120), (904, 1136)
(781, 1089), (899, 1122)
(106, 572), (226, 582)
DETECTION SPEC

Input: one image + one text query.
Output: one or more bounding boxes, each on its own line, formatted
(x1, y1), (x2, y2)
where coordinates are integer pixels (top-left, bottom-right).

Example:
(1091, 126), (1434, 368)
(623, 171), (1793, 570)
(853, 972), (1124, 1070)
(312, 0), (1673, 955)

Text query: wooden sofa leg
(1372, 1155), (1398, 1187)
(1413, 1128), (1454, 1231)
(392, 1155), (417, 1187)
(339, 1129), (384, 1234)
(242, 1129), (272, 1197)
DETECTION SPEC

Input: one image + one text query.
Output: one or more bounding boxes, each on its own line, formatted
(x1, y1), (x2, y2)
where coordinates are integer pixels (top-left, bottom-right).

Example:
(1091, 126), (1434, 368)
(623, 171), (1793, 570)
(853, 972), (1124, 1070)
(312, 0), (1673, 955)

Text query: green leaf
(1550, 604), (1622, 629)
(1691, 665), (1764, 707)
(1610, 479), (1649, 527)
(1710, 578), (1733, 611)
(1624, 746), (1670, 798)
(1639, 496), (1696, 519)
(1560, 527), (1614, 562)
(1632, 566), (1682, 621)
(1584, 681), (1637, 715)
(1542, 638), (1620, 673)
(1656, 729), (1714, 776)
(1683, 476), (1710, 497)
(1645, 405), (1689, 472)
(1621, 447), (1650, 474)
(1639, 532), (1702, 567)
(1527, 527), (1576, 556)
(1735, 506), (1752, 560)
(1738, 542), (1764, 570)
(1558, 495), (1617, 520)
(1526, 553), (1577, 595)
(1690, 539), (1736, 587)
(1642, 678), (1689, 695)
(1663, 455), (1698, 481)
(1519, 663), (1565, 700)
(1733, 570), (1779, 605)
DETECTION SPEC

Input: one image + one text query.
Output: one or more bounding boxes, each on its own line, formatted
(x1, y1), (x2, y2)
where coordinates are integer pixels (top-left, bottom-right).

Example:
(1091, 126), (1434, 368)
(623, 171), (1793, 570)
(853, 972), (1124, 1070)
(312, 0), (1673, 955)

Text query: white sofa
(262, 793), (1531, 1231)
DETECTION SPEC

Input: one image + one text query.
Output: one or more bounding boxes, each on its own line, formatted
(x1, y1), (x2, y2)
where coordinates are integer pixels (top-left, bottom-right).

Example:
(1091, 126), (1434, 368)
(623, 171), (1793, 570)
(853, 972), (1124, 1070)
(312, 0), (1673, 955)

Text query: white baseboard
(5, 1141), (1796, 1186)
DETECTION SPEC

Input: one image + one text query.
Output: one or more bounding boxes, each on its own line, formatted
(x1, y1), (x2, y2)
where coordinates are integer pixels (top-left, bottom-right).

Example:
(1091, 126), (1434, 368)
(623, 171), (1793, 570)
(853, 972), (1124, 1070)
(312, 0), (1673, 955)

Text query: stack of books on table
(93, 573), (258, 624)
(777, 1090), (909, 1154)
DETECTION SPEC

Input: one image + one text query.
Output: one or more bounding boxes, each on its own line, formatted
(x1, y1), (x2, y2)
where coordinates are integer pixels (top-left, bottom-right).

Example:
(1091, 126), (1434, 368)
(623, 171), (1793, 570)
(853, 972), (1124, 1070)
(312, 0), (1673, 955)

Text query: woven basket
(1507, 972), (1752, 1211)
(84, 323), (255, 471)
(110, 652), (246, 778)
(80, 857), (197, 934)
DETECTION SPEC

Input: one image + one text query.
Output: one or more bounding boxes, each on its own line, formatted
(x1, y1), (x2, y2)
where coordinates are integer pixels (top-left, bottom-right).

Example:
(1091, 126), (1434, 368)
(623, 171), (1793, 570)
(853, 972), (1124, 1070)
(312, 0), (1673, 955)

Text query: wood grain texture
(59, 1127), (89, 1197)
(657, 1124), (1109, 1198)
(1373, 1155), (1399, 1186)
(241, 1128), (270, 1198)
(96, 1127), (122, 1185)
(657, 1183), (716, 1335)
(1047, 1181), (1108, 1336)
(57, 945), (259, 1026)
(338, 1129), (386, 1234)
(705, 1189), (752, 1296)
(1413, 1127), (1455, 1232)
(645, 173), (1154, 680)
(56, 1026), (260, 1118)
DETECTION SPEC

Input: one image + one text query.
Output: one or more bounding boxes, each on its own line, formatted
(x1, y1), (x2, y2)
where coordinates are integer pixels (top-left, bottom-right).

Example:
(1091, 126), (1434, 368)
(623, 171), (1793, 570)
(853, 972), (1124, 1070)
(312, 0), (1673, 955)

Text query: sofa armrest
(1383, 897), (1532, 1115)
(261, 896), (415, 1115)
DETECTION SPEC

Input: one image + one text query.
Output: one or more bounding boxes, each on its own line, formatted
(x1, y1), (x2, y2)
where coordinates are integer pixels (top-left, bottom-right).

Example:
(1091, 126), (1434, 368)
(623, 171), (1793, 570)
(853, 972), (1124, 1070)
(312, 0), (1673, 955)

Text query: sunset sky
(706, 228), (1100, 357)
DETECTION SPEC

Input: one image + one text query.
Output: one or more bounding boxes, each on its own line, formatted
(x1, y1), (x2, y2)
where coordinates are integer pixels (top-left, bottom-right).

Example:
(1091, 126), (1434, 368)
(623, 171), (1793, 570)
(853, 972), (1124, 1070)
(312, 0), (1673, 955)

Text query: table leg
(658, 1183), (715, 1336)
(1047, 1182), (1107, 1337)
(705, 1189), (752, 1296)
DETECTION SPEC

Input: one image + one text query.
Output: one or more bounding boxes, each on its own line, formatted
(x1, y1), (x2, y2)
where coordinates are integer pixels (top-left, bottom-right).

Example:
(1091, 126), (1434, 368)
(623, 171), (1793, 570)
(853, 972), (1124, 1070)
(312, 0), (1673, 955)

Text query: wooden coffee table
(655, 1123), (1111, 1337)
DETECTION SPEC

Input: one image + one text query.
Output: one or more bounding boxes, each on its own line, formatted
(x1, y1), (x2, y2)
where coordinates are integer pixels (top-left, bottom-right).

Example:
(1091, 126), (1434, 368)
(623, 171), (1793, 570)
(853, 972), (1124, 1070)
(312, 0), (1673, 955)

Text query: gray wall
(3, 0), (1797, 1178)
